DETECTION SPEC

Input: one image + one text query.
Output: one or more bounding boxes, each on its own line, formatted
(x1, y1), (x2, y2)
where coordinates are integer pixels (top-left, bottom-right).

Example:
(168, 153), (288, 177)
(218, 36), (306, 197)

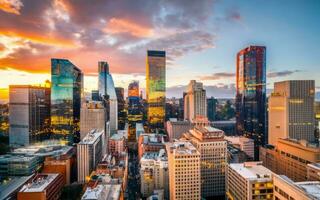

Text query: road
(126, 149), (140, 200)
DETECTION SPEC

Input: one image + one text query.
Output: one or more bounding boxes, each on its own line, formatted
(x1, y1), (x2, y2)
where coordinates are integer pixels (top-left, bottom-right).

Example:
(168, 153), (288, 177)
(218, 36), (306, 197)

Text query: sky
(0, 0), (319, 102)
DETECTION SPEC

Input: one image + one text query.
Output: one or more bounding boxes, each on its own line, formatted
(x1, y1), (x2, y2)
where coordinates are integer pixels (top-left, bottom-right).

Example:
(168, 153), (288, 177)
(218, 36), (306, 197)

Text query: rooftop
(296, 181), (320, 199)
(229, 162), (273, 181)
(166, 141), (199, 156)
(82, 184), (121, 200)
(19, 173), (59, 193)
(80, 129), (104, 145)
(0, 154), (38, 163)
(0, 176), (33, 199)
(12, 144), (73, 158)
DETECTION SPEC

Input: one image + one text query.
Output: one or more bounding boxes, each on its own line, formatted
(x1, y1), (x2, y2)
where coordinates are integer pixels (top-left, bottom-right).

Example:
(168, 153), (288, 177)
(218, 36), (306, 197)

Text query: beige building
(307, 163), (320, 181)
(226, 162), (273, 200)
(184, 80), (207, 122)
(260, 138), (320, 182)
(166, 141), (201, 200)
(268, 80), (315, 146)
(225, 136), (254, 158)
(166, 119), (193, 142)
(182, 126), (227, 198)
(273, 174), (320, 200)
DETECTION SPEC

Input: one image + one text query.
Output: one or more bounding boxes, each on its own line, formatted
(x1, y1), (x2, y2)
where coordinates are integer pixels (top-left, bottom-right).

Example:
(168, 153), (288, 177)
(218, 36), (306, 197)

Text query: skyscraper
(51, 58), (83, 144)
(268, 80), (315, 145)
(184, 80), (207, 122)
(9, 85), (50, 146)
(236, 46), (267, 160)
(115, 87), (126, 130)
(128, 81), (139, 97)
(146, 50), (166, 132)
(207, 96), (217, 121)
(98, 61), (118, 134)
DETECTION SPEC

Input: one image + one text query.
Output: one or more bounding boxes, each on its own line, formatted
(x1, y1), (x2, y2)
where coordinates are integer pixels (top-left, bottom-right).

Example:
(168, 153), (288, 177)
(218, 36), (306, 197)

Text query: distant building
(166, 118), (192, 141)
(307, 163), (320, 181)
(81, 184), (123, 200)
(146, 50), (166, 131)
(273, 174), (320, 200)
(128, 81), (139, 98)
(115, 87), (126, 130)
(51, 58), (83, 144)
(236, 46), (267, 160)
(226, 162), (273, 200)
(9, 85), (50, 146)
(166, 141), (201, 200)
(225, 136), (254, 158)
(77, 130), (104, 182)
(18, 173), (64, 200)
(315, 101), (320, 141)
(91, 90), (100, 101)
(135, 123), (145, 141)
(212, 120), (236, 136)
(268, 80), (315, 145)
(184, 80), (207, 122)
(138, 133), (166, 160)
(207, 97), (217, 121)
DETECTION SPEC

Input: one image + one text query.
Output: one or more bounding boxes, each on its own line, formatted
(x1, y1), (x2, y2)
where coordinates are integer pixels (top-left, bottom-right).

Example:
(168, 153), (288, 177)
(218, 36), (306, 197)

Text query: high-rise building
(207, 97), (217, 121)
(9, 85), (50, 146)
(166, 118), (193, 142)
(166, 141), (201, 200)
(236, 46), (267, 160)
(146, 50), (166, 131)
(115, 87), (126, 130)
(77, 129), (104, 182)
(184, 80), (207, 122)
(98, 61), (118, 134)
(268, 80), (315, 146)
(182, 126), (227, 198)
(128, 81), (139, 98)
(140, 149), (169, 199)
(226, 162), (273, 200)
(51, 58), (83, 144)
(80, 101), (106, 140)
(91, 90), (100, 101)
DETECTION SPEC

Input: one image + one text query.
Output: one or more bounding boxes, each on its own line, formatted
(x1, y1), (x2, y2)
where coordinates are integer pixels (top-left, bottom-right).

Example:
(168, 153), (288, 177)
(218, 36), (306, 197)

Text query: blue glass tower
(51, 58), (83, 144)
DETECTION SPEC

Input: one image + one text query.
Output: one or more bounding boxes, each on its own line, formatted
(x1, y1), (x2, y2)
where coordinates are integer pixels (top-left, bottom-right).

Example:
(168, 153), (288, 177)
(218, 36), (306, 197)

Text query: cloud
(267, 70), (301, 78)
(0, 0), (23, 15)
(199, 72), (235, 80)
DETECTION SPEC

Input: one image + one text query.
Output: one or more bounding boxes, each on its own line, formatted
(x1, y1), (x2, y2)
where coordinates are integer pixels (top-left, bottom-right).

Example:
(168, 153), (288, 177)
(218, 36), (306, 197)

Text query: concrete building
(81, 184), (123, 200)
(0, 154), (40, 176)
(80, 101), (106, 140)
(140, 149), (168, 199)
(212, 120), (236, 136)
(77, 129), (104, 182)
(166, 119), (192, 141)
(268, 80), (315, 145)
(166, 141), (201, 200)
(226, 162), (273, 200)
(184, 80), (207, 122)
(225, 136), (254, 158)
(307, 163), (320, 181)
(18, 173), (64, 200)
(260, 138), (320, 182)
(273, 174), (320, 200)
(9, 85), (50, 147)
(108, 133), (126, 156)
(182, 126), (227, 198)
(138, 133), (166, 160)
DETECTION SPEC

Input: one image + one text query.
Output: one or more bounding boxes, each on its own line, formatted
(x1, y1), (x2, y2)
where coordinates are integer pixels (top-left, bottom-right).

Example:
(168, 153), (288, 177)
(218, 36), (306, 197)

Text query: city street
(126, 150), (140, 200)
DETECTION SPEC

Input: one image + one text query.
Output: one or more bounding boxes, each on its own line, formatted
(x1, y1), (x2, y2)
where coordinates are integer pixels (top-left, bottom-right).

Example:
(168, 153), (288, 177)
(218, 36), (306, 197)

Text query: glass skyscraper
(98, 61), (118, 134)
(51, 58), (83, 145)
(146, 50), (166, 132)
(236, 46), (267, 160)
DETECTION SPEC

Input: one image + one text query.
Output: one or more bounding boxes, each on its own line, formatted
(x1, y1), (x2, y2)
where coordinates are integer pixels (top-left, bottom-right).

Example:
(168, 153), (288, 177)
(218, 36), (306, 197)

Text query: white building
(226, 162), (274, 200)
(140, 149), (168, 199)
(225, 136), (254, 158)
(77, 129), (104, 182)
(81, 184), (122, 200)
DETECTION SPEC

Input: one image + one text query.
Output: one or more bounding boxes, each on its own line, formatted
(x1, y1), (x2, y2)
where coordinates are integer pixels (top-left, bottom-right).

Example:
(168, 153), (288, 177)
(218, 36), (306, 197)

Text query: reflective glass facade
(146, 50), (166, 131)
(236, 46), (266, 160)
(128, 81), (139, 97)
(51, 59), (83, 144)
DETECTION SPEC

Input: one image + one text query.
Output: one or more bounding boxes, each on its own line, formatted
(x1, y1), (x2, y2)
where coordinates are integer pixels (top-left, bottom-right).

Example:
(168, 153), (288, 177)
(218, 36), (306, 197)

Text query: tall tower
(236, 46), (267, 160)
(268, 80), (315, 145)
(98, 61), (118, 134)
(184, 80), (207, 122)
(51, 58), (83, 144)
(146, 50), (166, 132)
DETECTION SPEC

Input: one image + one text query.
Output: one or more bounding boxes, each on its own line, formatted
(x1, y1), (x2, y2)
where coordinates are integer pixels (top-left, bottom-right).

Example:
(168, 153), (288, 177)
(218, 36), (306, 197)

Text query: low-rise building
(0, 154), (40, 176)
(81, 184), (123, 200)
(108, 133), (126, 156)
(0, 175), (33, 200)
(166, 119), (192, 141)
(138, 134), (167, 160)
(225, 136), (254, 158)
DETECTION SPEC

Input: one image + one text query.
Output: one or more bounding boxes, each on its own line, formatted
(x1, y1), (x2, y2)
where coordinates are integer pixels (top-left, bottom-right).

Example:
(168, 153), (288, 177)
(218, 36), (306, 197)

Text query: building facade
(207, 97), (217, 121)
(51, 58), (83, 144)
(236, 46), (267, 160)
(225, 136), (254, 158)
(115, 87), (126, 130)
(146, 50), (166, 132)
(166, 119), (193, 142)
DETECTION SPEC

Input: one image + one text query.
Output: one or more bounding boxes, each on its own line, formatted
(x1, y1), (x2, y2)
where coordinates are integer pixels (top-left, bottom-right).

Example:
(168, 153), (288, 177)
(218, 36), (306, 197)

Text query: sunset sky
(0, 0), (320, 101)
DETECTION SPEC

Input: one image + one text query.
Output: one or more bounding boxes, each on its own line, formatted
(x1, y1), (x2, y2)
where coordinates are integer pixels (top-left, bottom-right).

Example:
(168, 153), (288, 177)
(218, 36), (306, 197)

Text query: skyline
(1, 0), (320, 102)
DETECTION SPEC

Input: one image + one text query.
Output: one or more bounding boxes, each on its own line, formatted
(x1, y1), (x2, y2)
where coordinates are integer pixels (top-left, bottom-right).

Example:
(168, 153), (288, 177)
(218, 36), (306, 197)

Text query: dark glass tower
(51, 58), (83, 144)
(236, 46), (267, 160)
(207, 97), (217, 121)
(115, 87), (126, 130)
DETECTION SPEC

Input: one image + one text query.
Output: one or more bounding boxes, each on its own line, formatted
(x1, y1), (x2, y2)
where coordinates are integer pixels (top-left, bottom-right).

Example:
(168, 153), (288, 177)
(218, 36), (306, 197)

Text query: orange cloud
(0, 0), (23, 15)
(105, 18), (153, 38)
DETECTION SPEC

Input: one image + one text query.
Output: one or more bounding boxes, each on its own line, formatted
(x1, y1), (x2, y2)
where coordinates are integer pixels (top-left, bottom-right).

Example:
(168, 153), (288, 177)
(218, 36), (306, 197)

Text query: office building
(77, 129), (104, 182)
(166, 141), (201, 200)
(146, 50), (166, 131)
(184, 80), (207, 122)
(225, 136), (254, 158)
(315, 101), (320, 141)
(226, 162), (273, 200)
(81, 184), (123, 200)
(0, 154), (40, 176)
(260, 138), (320, 182)
(207, 96), (217, 121)
(115, 87), (126, 130)
(91, 90), (100, 101)
(140, 149), (169, 199)
(236, 46), (267, 160)
(128, 81), (139, 98)
(182, 126), (227, 198)
(9, 85), (50, 147)
(80, 101), (106, 140)
(98, 61), (118, 134)
(18, 173), (64, 200)
(51, 58), (83, 144)
(273, 174), (320, 200)
(0, 175), (33, 200)
(108, 133), (126, 156)
(268, 80), (315, 145)
(138, 133), (166, 160)
(166, 119), (193, 141)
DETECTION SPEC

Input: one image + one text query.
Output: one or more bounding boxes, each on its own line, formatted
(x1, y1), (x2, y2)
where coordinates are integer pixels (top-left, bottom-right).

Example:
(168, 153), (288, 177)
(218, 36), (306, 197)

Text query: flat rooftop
(80, 129), (104, 145)
(12, 144), (73, 158)
(19, 173), (59, 193)
(0, 154), (37, 163)
(82, 184), (121, 200)
(296, 181), (320, 199)
(0, 176), (33, 199)
(166, 141), (199, 156)
(229, 162), (273, 181)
